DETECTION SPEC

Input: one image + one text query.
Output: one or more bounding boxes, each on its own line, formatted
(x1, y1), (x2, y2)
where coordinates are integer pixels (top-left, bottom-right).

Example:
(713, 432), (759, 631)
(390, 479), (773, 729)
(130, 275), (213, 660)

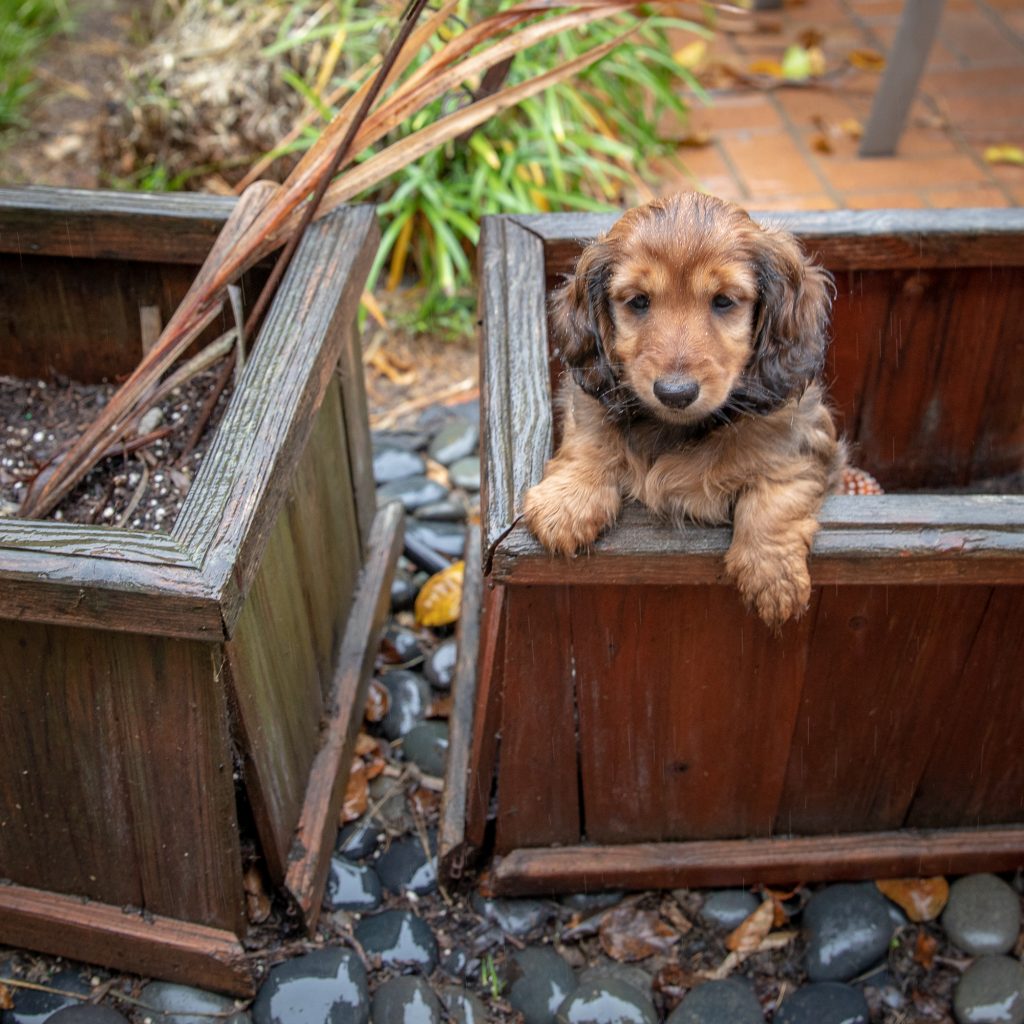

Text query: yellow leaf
(840, 117), (864, 140)
(415, 561), (465, 627)
(726, 898), (775, 952)
(849, 48), (886, 72)
(876, 877), (949, 922)
(749, 58), (784, 78)
(984, 144), (1024, 165)
(674, 39), (707, 70)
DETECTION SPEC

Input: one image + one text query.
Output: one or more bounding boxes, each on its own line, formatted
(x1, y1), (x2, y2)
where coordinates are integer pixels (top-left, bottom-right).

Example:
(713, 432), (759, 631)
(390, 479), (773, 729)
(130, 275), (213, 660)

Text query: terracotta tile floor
(658, 0), (1024, 210)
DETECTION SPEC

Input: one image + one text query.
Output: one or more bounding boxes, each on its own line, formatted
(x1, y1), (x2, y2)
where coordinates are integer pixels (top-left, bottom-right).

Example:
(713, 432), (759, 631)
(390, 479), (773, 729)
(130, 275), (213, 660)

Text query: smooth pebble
(666, 978), (762, 1023)
(953, 956), (1024, 1024)
(250, 948), (368, 1024)
(775, 982), (869, 1024)
(370, 977), (440, 1024)
(803, 883), (895, 982)
(943, 874), (1022, 956)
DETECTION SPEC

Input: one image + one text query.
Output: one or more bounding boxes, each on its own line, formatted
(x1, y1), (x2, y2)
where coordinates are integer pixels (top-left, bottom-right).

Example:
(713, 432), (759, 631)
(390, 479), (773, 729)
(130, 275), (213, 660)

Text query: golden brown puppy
(523, 192), (846, 628)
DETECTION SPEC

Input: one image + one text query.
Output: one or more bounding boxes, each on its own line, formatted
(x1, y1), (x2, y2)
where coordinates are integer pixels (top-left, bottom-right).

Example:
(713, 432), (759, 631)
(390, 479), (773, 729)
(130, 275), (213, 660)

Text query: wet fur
(523, 193), (846, 628)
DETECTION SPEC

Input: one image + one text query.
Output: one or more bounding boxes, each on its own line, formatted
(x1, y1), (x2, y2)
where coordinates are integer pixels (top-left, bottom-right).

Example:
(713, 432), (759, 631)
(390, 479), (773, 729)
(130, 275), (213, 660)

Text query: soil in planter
(0, 369), (232, 532)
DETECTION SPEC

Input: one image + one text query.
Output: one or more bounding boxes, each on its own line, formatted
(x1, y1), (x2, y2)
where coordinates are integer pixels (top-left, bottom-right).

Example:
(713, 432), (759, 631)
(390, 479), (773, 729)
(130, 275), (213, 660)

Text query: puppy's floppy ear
(550, 236), (617, 400)
(749, 226), (834, 405)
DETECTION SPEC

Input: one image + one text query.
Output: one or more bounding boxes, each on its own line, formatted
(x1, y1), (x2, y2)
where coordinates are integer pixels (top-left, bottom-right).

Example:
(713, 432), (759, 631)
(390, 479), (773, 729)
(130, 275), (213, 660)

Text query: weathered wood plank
(439, 525), (483, 881)
(489, 826), (1024, 895)
(0, 186), (235, 263)
(495, 586), (580, 853)
(0, 884), (254, 996)
(284, 502), (403, 933)
(336, 325), (377, 551)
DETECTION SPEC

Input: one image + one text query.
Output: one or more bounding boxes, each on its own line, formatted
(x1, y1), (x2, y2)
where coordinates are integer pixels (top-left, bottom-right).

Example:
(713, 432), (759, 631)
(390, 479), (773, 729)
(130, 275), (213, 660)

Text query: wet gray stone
(414, 499), (467, 523)
(508, 947), (578, 1024)
(438, 988), (488, 1024)
(367, 776), (415, 834)
(2, 970), (90, 1024)
(424, 640), (457, 690)
(405, 520), (467, 559)
(380, 670), (432, 740)
(775, 982), (868, 1024)
(322, 856), (382, 911)
(370, 978), (440, 1024)
(383, 627), (423, 665)
(560, 892), (625, 913)
(428, 420), (479, 466)
(666, 979), (762, 1023)
(138, 983), (250, 1024)
(953, 955), (1024, 1024)
(377, 476), (449, 512)
(390, 571), (419, 613)
(472, 894), (552, 937)
(373, 446), (425, 485)
(803, 883), (895, 982)
(353, 910), (438, 971)
(440, 947), (472, 979)
(402, 721), (449, 777)
(376, 835), (437, 896)
(372, 429), (428, 452)
(251, 948), (368, 1024)
(449, 457), (480, 492)
(556, 978), (657, 1024)
(577, 963), (651, 998)
(943, 874), (1022, 956)
(45, 1010), (129, 1024)
(698, 890), (761, 930)
(336, 819), (384, 860)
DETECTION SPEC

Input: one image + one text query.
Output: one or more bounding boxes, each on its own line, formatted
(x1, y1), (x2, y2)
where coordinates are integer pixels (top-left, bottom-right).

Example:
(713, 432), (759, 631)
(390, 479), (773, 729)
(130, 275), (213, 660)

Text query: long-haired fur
(523, 193), (846, 628)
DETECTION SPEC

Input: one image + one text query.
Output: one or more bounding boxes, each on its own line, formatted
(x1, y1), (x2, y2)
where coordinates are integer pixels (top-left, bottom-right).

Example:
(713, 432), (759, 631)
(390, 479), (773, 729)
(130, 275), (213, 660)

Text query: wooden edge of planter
(0, 186), (237, 264)
(173, 203), (380, 630)
(507, 208), (1024, 273)
(489, 827), (1024, 896)
(439, 525), (483, 883)
(283, 501), (404, 933)
(0, 883), (254, 996)
(479, 216), (553, 561)
(489, 497), (1024, 586)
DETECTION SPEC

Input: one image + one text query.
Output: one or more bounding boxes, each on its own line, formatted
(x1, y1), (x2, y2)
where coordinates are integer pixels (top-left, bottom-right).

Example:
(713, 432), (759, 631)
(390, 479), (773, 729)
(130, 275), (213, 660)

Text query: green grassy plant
(0, 0), (70, 128)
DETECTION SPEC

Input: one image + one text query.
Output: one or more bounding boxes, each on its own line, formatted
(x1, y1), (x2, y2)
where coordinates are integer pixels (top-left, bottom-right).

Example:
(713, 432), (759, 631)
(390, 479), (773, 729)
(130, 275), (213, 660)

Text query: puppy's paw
(725, 546), (811, 630)
(523, 473), (618, 556)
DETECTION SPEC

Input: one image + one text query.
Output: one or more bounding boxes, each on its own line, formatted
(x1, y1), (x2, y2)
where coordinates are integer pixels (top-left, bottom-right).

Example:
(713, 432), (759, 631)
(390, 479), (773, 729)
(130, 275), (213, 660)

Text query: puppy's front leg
(523, 404), (623, 556)
(724, 474), (826, 629)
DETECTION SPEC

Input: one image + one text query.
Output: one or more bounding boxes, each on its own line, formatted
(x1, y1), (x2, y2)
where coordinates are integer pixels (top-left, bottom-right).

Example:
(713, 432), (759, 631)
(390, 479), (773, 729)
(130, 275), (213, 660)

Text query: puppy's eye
(712, 294), (735, 311)
(626, 294), (650, 312)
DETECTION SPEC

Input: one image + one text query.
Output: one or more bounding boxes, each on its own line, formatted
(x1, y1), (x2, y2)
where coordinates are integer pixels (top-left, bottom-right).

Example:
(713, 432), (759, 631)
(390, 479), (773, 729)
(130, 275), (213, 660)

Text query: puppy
(523, 192), (846, 628)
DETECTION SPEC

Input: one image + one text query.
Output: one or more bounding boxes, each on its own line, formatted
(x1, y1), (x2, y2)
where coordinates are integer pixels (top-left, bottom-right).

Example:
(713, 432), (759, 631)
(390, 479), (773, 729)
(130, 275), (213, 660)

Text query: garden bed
(0, 187), (400, 993)
(448, 207), (1024, 895)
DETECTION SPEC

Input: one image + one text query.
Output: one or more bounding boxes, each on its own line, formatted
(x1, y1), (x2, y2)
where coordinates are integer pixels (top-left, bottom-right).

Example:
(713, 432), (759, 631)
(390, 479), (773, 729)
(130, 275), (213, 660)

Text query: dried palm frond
(20, 2), (647, 519)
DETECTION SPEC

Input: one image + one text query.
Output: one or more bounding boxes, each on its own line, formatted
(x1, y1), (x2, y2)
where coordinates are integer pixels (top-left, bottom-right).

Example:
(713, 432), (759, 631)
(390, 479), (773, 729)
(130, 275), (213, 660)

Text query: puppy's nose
(653, 376), (700, 409)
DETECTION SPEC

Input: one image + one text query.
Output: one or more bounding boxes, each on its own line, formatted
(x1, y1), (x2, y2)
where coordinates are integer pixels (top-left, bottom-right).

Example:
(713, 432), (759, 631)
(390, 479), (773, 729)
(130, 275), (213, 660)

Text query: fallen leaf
(355, 732), (378, 757)
(674, 39), (708, 70)
(677, 132), (712, 148)
(427, 694), (454, 719)
(726, 898), (775, 952)
(365, 679), (389, 722)
(0, 984), (13, 1011)
(757, 928), (798, 950)
(811, 133), (833, 154)
(840, 117), (864, 140)
(764, 886), (800, 927)
(409, 785), (440, 816)
(797, 27), (825, 48)
(781, 44), (825, 80)
(415, 561), (465, 627)
(984, 144), (1024, 166)
(876, 877), (949, 922)
(243, 865), (272, 924)
(660, 895), (694, 935)
(749, 57), (784, 78)
(914, 928), (939, 969)
(369, 348), (415, 386)
(599, 905), (680, 962)
(849, 48), (886, 72)
(424, 457), (451, 488)
(361, 290), (389, 329)
(703, 949), (743, 980)
(652, 963), (701, 1012)
(341, 758), (368, 823)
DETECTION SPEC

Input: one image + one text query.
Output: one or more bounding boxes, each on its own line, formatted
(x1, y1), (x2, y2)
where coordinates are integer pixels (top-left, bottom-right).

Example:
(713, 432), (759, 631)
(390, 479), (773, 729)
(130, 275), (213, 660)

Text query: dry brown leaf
(757, 928), (798, 950)
(365, 679), (389, 722)
(0, 984), (13, 1011)
(243, 864), (272, 924)
(369, 348), (416, 386)
(660, 895), (694, 935)
(849, 48), (886, 72)
(424, 457), (451, 488)
(652, 963), (701, 1013)
(876, 877), (949, 922)
(797, 27), (825, 48)
(427, 694), (454, 719)
(355, 731), (378, 757)
(341, 757), (368, 823)
(409, 785), (440, 816)
(914, 927), (939, 969)
(811, 133), (833, 154)
(676, 132), (712, 148)
(726, 898), (775, 952)
(361, 290), (389, 329)
(415, 561), (465, 627)
(703, 950), (743, 980)
(599, 905), (680, 962)
(764, 886), (799, 927)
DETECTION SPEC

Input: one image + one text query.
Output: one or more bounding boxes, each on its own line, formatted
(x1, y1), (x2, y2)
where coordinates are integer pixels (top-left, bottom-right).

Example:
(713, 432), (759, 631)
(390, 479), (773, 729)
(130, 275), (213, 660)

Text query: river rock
(555, 978), (657, 1024)
(448, 457), (480, 492)
(698, 891), (761, 931)
(402, 721), (449, 777)
(45, 1010), (129, 1024)
(775, 982), (868, 1024)
(376, 835), (437, 896)
(2, 970), (91, 1024)
(379, 670), (432, 740)
(953, 955), (1024, 1024)
(803, 883), (895, 982)
(428, 420), (479, 466)
(472, 895), (552, 937)
(353, 910), (438, 971)
(405, 520), (467, 559)
(666, 979), (763, 1023)
(377, 476), (448, 512)
(251, 948), (368, 1024)
(438, 987), (488, 1024)
(560, 892), (625, 914)
(577, 963), (651, 998)
(507, 946), (578, 1024)
(390, 570), (419, 612)
(138, 983), (249, 1024)
(373, 446), (425, 485)
(943, 874), (1022, 956)
(372, 429), (428, 452)
(322, 856), (382, 911)
(370, 977), (441, 1024)
(424, 639), (458, 690)
(336, 818), (384, 861)
(414, 499), (467, 523)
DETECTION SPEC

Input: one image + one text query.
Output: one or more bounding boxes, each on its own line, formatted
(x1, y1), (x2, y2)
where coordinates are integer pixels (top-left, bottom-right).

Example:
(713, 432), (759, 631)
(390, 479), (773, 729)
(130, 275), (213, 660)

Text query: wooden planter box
(447, 208), (1024, 895)
(0, 189), (401, 992)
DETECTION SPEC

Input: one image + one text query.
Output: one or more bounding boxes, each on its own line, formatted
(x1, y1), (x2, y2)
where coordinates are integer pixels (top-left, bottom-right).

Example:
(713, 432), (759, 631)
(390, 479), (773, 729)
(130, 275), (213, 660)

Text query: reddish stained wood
(284, 502), (403, 933)
(495, 586), (580, 853)
(906, 587), (1024, 827)
(489, 826), (1024, 895)
(775, 585), (993, 837)
(465, 582), (507, 852)
(0, 883), (254, 996)
(571, 586), (813, 844)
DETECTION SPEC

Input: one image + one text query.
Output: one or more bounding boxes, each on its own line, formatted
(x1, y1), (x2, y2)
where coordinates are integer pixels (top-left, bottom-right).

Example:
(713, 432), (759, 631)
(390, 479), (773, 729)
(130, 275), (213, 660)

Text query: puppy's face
(552, 193), (832, 425)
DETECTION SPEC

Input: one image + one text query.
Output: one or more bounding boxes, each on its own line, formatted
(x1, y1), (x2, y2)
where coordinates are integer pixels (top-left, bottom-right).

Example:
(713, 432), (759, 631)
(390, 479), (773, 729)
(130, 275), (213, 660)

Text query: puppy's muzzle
(653, 375), (700, 409)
